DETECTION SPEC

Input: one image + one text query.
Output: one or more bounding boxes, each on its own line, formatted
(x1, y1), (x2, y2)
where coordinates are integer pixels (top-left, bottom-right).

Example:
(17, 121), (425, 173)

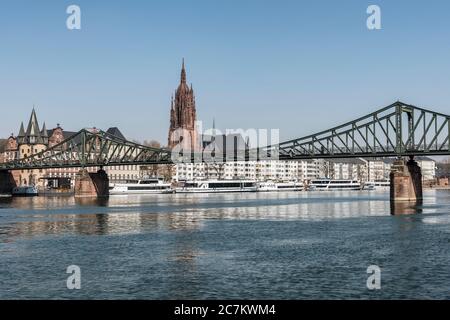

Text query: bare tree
(161, 163), (175, 182)
(143, 140), (161, 148)
(139, 140), (175, 180)
(436, 157), (450, 178)
(444, 157), (450, 177)
(0, 139), (7, 153)
(205, 162), (225, 180)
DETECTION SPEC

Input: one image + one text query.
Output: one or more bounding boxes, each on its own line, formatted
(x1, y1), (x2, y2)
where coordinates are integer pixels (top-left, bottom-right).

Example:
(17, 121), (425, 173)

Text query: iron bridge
(0, 101), (449, 171)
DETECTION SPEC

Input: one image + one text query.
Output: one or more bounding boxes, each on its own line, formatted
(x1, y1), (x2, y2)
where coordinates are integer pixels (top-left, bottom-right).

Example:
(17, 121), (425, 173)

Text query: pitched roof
(106, 127), (126, 140)
(18, 122), (25, 137)
(41, 122), (48, 137)
(25, 108), (42, 138)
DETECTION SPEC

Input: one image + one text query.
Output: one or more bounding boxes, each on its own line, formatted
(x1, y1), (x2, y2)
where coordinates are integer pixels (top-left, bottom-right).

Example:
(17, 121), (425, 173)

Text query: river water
(0, 190), (449, 299)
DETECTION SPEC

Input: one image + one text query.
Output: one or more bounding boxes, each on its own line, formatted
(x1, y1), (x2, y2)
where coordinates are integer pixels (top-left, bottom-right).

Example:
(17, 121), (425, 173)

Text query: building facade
(173, 157), (436, 183)
(174, 160), (322, 182)
(1, 109), (145, 187)
(2, 135), (18, 163)
(15, 109), (48, 186)
(416, 157), (437, 181)
(367, 159), (392, 181)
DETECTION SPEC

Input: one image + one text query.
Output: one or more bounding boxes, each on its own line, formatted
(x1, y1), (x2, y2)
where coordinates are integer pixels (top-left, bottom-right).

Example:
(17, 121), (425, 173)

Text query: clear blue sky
(1, 0), (450, 145)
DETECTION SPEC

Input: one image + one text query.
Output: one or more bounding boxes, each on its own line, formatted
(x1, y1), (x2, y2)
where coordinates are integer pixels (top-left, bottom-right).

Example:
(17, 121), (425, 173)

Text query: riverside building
(1, 109), (142, 188)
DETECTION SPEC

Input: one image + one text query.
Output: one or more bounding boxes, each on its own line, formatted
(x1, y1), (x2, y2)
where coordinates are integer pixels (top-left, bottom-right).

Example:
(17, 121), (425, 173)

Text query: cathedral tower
(168, 59), (198, 151)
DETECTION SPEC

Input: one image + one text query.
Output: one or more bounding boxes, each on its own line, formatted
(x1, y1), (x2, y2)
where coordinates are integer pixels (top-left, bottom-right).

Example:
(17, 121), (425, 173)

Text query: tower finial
(181, 58), (186, 83)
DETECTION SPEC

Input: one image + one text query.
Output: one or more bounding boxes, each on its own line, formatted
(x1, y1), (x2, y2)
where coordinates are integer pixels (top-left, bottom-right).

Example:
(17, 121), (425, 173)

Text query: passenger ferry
(109, 178), (173, 195)
(258, 181), (304, 192)
(308, 179), (362, 191)
(176, 180), (258, 193)
(363, 182), (376, 191)
(12, 185), (39, 196)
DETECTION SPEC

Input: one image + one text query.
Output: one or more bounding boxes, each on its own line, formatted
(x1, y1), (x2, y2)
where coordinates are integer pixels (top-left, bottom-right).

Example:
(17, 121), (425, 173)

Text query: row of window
(109, 165), (140, 171)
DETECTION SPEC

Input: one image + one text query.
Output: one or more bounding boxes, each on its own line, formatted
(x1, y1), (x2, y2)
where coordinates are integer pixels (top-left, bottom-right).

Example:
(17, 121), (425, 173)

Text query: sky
(1, 0), (450, 145)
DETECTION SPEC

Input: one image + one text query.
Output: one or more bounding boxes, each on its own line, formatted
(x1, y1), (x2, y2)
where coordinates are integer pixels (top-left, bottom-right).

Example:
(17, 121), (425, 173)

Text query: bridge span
(1, 101), (449, 207)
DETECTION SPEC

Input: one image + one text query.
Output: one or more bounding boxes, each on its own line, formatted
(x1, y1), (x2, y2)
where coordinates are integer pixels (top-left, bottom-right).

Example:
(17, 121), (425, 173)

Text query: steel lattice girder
(1, 101), (449, 171)
(260, 101), (450, 160)
(0, 129), (173, 171)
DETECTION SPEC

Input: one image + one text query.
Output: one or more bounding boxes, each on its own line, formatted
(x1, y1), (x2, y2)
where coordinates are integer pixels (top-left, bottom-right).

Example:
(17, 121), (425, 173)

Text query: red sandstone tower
(168, 59), (198, 151)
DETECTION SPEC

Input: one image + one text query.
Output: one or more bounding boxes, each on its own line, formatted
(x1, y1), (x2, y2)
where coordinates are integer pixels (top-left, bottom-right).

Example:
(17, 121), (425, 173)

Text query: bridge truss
(0, 101), (449, 171)
(263, 101), (450, 160)
(0, 129), (173, 171)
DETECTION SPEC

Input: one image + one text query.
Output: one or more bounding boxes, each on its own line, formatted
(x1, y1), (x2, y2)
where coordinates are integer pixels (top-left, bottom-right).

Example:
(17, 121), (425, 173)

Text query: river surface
(0, 190), (449, 299)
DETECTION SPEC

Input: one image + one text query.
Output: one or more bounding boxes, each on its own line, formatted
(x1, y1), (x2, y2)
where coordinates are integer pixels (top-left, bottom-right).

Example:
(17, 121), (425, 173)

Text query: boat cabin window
(139, 180), (159, 184)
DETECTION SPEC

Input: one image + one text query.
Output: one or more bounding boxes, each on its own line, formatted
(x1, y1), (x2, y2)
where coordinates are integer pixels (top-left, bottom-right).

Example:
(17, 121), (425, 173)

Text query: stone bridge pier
(0, 171), (17, 194)
(74, 168), (109, 198)
(390, 156), (423, 214)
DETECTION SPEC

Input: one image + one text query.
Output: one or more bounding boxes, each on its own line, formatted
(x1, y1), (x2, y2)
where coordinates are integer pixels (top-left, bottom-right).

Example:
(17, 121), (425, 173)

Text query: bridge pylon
(390, 156), (423, 214)
(0, 171), (17, 194)
(74, 168), (109, 198)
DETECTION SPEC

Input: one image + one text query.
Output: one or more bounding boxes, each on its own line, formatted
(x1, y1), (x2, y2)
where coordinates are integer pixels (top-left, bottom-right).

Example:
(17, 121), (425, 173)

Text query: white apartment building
(174, 160), (322, 182)
(174, 157), (436, 183)
(367, 159), (391, 181)
(416, 158), (436, 181)
(319, 159), (368, 182)
(107, 165), (141, 182)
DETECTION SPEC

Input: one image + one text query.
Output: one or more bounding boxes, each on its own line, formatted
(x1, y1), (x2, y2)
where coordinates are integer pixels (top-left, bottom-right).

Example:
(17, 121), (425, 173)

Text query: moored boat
(258, 181), (304, 192)
(308, 179), (362, 191)
(12, 185), (39, 197)
(175, 179), (257, 193)
(109, 177), (173, 195)
(364, 179), (390, 191)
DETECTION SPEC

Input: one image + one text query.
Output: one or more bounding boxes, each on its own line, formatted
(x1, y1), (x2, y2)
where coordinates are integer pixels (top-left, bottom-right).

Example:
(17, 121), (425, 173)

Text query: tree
(444, 157), (450, 177)
(205, 162), (225, 180)
(0, 139), (7, 153)
(143, 140), (161, 148)
(139, 140), (175, 181)
(436, 157), (450, 178)
(160, 163), (175, 182)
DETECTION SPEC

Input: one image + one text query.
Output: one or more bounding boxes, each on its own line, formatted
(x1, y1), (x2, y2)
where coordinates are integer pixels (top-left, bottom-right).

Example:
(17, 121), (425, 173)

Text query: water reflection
(0, 191), (449, 244)
(75, 197), (109, 207)
(390, 200), (423, 215)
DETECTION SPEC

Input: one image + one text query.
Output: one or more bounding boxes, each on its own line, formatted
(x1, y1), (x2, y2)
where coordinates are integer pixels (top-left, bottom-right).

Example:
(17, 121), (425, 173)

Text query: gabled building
(17, 108), (48, 159)
(1, 134), (19, 163)
(5, 108), (143, 187)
